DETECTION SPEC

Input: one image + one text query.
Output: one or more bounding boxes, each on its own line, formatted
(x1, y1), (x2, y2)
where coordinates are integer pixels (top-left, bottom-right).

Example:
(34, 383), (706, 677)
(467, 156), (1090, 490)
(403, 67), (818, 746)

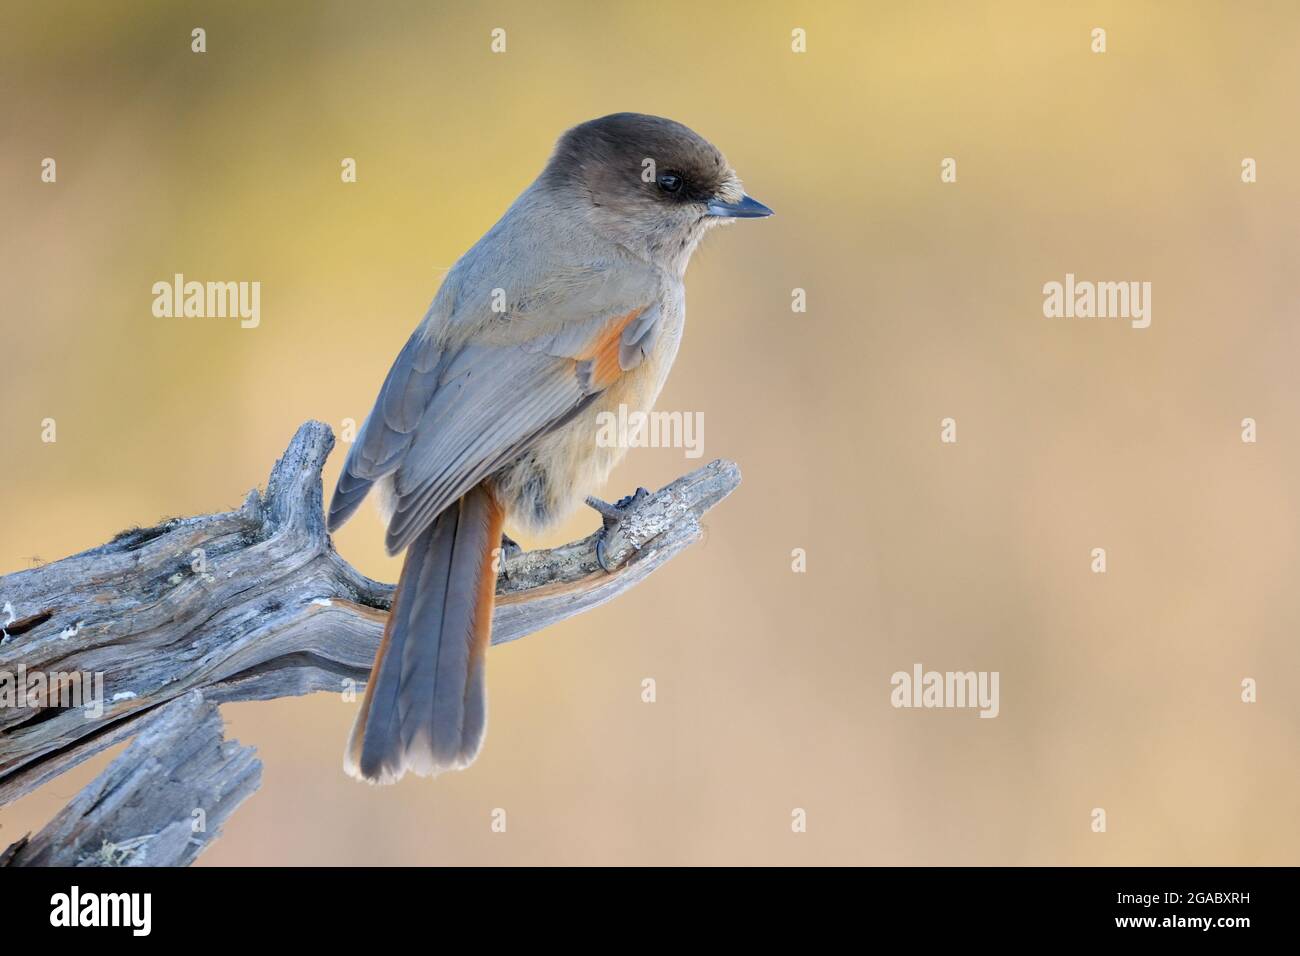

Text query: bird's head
(542, 112), (772, 273)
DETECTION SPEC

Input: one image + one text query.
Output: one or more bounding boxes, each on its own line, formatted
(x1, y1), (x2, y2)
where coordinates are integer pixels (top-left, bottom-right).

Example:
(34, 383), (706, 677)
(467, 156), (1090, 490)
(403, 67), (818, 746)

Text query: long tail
(344, 483), (504, 784)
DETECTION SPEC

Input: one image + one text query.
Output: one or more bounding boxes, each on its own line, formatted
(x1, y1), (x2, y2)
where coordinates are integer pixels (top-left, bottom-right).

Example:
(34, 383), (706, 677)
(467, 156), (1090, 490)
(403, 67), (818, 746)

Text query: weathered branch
(0, 690), (259, 866)
(0, 420), (740, 863)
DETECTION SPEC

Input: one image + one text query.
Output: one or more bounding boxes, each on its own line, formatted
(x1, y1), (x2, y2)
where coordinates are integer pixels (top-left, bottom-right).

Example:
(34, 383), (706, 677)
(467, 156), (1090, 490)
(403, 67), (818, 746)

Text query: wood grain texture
(1, 690), (259, 867)
(0, 420), (740, 864)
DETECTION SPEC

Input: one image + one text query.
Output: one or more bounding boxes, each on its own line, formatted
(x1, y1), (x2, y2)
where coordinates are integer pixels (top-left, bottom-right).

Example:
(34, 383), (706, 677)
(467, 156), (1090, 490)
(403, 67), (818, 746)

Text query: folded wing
(329, 299), (662, 554)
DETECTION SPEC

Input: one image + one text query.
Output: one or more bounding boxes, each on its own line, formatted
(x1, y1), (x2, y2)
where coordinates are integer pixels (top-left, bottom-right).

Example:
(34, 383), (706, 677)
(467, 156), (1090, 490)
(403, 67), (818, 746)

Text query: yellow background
(2, 0), (1298, 864)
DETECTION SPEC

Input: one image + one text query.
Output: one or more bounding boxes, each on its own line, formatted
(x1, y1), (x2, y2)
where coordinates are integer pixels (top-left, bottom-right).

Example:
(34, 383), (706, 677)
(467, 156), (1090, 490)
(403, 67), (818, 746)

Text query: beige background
(2, 1), (1298, 865)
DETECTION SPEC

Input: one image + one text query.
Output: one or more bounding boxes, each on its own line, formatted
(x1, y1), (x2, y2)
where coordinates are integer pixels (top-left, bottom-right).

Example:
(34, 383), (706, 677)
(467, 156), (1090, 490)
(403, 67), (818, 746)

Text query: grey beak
(706, 194), (774, 219)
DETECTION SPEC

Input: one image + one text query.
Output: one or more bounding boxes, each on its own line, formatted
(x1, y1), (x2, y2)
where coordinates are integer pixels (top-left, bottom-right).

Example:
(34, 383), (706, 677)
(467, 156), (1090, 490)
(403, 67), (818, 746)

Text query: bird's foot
(586, 487), (650, 573)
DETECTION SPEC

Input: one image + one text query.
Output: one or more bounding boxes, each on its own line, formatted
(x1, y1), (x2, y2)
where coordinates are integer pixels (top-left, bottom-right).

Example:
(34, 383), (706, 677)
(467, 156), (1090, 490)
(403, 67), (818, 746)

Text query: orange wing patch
(576, 308), (641, 392)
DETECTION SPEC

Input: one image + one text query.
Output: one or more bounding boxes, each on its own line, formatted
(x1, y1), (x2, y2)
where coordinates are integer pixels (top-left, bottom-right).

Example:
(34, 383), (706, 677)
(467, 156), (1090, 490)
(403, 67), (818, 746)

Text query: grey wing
(328, 301), (662, 554)
(328, 327), (444, 532)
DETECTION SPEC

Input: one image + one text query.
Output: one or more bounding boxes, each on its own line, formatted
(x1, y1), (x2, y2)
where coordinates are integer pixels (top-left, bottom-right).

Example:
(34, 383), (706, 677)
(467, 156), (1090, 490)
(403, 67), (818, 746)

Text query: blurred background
(2, 0), (1298, 865)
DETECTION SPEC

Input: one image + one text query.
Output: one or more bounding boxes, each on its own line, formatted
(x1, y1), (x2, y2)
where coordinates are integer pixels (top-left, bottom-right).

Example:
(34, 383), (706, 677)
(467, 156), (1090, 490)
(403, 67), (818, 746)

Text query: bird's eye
(656, 172), (683, 194)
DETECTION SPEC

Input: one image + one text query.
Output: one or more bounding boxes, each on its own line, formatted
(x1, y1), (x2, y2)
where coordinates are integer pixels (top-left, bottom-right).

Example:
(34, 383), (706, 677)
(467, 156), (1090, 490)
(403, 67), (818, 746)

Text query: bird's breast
(492, 298), (685, 533)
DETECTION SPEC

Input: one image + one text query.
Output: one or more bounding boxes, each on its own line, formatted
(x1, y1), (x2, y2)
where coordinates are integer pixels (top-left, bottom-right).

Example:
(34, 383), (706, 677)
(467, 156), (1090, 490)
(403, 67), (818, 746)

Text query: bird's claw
(499, 532), (523, 560)
(587, 487), (650, 573)
(595, 536), (615, 574)
(497, 532), (523, 580)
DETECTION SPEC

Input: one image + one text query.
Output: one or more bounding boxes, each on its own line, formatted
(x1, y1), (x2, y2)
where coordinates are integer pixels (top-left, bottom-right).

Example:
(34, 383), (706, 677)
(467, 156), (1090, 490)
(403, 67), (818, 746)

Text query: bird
(329, 112), (772, 784)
